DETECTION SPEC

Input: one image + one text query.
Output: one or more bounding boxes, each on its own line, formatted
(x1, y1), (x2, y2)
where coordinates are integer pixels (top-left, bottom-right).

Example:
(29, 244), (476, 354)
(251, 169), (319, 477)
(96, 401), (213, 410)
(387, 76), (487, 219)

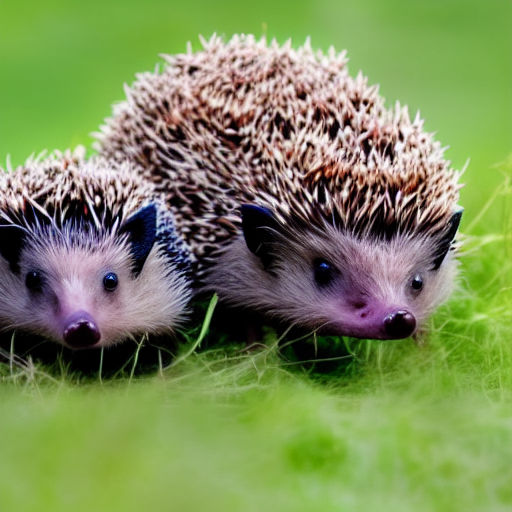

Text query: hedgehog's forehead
(23, 221), (129, 255)
(285, 221), (438, 269)
(32, 241), (127, 266)
(21, 229), (131, 279)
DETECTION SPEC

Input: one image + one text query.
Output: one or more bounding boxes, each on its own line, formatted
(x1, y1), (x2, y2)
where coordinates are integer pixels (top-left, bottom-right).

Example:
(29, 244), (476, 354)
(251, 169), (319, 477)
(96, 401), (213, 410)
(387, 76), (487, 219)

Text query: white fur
(205, 225), (458, 338)
(0, 231), (190, 347)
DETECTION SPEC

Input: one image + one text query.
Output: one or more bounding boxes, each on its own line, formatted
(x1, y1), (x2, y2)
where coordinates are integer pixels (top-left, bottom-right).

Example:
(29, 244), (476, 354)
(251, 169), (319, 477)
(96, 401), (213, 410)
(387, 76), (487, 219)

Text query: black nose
(63, 319), (101, 348)
(383, 310), (416, 339)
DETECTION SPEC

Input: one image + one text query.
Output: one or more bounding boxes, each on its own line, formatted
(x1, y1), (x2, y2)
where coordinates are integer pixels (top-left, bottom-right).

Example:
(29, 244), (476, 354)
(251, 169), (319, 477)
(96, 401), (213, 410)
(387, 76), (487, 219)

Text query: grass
(1, 0), (512, 510)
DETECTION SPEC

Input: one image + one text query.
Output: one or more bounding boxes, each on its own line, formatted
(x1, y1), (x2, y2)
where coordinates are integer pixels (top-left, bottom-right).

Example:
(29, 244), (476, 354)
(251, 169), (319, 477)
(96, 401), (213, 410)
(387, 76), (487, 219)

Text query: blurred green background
(1, 0), (511, 228)
(1, 1), (512, 511)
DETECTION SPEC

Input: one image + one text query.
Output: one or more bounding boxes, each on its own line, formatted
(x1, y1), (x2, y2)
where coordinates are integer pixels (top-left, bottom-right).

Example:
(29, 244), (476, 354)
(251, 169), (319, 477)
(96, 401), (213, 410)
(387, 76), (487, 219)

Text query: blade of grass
(98, 347), (104, 385)
(169, 294), (218, 368)
(128, 335), (147, 382)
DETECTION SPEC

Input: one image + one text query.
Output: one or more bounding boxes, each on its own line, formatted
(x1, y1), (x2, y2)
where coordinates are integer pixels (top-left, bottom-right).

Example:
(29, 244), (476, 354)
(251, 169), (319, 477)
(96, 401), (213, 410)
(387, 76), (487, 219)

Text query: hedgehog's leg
(241, 320), (267, 352)
(208, 302), (266, 350)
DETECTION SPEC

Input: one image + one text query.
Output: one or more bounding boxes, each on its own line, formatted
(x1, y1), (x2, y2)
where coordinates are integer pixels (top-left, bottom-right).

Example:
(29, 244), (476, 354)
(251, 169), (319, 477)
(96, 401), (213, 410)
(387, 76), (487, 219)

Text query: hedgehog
(95, 34), (464, 340)
(0, 148), (191, 349)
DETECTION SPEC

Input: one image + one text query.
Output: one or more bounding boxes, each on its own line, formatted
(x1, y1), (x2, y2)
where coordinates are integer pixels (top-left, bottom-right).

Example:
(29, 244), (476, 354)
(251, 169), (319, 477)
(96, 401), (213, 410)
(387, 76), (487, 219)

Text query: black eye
(313, 258), (337, 287)
(25, 270), (43, 292)
(103, 272), (118, 292)
(411, 274), (423, 291)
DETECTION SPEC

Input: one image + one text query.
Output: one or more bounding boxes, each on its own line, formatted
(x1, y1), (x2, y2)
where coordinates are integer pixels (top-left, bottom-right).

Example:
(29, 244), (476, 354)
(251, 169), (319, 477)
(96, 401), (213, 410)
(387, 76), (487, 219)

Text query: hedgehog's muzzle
(62, 310), (101, 349)
(325, 304), (418, 340)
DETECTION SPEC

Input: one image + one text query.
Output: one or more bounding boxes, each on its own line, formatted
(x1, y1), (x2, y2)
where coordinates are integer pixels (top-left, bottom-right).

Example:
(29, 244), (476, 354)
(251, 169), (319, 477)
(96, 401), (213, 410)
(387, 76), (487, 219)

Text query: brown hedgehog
(0, 148), (191, 349)
(96, 34), (463, 340)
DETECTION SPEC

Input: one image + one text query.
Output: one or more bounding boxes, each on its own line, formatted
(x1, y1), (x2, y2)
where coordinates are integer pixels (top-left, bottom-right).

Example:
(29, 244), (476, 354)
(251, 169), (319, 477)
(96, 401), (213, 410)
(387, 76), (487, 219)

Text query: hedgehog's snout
(383, 310), (416, 339)
(63, 311), (101, 349)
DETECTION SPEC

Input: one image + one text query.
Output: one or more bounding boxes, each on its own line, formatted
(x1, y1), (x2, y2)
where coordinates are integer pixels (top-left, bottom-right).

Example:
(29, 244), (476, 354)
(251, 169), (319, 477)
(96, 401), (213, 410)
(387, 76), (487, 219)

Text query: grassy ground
(1, 0), (512, 510)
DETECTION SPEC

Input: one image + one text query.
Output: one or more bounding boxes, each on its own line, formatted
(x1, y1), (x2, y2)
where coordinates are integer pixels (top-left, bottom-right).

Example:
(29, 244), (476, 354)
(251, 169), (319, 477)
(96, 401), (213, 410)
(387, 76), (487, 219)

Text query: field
(1, 1), (512, 510)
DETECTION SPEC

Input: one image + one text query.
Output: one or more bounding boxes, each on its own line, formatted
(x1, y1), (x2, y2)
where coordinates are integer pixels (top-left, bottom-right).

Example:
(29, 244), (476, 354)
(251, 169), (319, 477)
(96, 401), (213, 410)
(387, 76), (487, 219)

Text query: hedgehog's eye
(26, 270), (43, 293)
(103, 272), (119, 292)
(411, 274), (423, 292)
(313, 258), (337, 287)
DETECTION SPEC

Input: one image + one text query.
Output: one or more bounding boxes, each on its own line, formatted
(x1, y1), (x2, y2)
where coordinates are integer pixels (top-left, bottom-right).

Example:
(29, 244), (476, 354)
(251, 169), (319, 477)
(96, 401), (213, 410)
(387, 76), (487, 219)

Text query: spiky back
(0, 148), (190, 272)
(96, 34), (462, 268)
(1, 148), (152, 228)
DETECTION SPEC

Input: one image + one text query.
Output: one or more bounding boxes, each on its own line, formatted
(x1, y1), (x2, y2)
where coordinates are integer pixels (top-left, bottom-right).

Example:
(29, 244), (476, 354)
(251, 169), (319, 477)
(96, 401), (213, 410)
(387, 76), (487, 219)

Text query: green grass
(1, 0), (512, 510)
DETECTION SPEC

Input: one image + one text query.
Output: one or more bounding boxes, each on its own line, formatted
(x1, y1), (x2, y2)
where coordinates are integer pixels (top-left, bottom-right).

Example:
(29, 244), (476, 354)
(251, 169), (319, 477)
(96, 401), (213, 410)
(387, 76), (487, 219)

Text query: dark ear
(119, 204), (157, 276)
(0, 225), (26, 274)
(432, 208), (463, 270)
(241, 204), (280, 269)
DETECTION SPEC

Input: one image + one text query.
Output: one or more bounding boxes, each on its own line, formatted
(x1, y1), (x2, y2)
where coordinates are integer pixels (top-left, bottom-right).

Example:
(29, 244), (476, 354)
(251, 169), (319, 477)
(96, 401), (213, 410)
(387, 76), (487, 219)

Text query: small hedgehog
(0, 148), (191, 349)
(96, 34), (463, 340)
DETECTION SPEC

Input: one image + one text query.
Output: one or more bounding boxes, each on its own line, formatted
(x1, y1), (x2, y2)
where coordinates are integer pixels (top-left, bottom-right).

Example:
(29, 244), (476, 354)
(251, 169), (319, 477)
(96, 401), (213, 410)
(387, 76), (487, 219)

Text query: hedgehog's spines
(0, 149), (191, 274)
(96, 35), (462, 277)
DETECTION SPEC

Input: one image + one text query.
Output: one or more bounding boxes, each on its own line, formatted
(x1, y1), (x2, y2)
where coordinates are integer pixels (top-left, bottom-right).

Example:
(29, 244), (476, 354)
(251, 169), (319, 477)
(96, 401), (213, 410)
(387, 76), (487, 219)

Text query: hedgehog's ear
(0, 225), (26, 274)
(432, 208), (463, 270)
(241, 204), (280, 269)
(120, 204), (157, 276)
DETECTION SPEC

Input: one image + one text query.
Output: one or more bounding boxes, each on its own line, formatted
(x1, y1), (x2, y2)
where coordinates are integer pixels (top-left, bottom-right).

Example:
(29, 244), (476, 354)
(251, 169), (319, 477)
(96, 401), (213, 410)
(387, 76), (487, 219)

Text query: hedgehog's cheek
(61, 310), (101, 349)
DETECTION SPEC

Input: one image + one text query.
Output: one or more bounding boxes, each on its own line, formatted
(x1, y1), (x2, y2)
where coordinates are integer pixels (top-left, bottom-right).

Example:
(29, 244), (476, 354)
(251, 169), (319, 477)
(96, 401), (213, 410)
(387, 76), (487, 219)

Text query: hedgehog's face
(0, 205), (190, 349)
(210, 205), (462, 340)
